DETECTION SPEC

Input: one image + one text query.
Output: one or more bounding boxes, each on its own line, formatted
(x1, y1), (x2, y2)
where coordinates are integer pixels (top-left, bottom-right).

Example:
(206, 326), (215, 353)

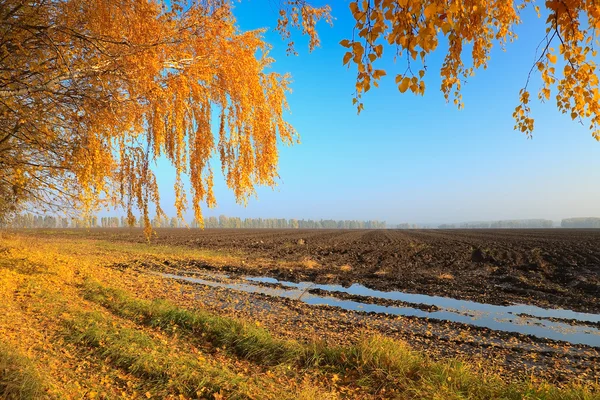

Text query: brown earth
(33, 228), (600, 314)
(8, 228), (600, 385)
(112, 260), (600, 385)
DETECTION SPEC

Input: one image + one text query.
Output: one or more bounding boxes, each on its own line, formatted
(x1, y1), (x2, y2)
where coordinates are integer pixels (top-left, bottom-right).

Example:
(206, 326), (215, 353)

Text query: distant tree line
(488, 219), (554, 228)
(437, 224), (456, 229)
(437, 219), (554, 229)
(193, 216), (386, 229)
(1, 213), (386, 230)
(399, 219), (557, 230)
(458, 222), (492, 229)
(561, 218), (600, 228)
(7, 214), (600, 230)
(4, 214), (99, 228)
(396, 223), (421, 229)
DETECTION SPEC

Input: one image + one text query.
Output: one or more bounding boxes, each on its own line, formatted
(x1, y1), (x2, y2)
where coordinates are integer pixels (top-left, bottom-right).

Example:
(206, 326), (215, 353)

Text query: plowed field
(39, 228), (600, 313)
(8, 228), (600, 385)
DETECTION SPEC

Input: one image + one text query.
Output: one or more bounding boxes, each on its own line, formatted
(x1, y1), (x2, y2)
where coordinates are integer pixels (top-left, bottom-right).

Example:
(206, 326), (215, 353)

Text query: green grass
(327, 336), (599, 399)
(82, 280), (600, 399)
(0, 342), (44, 400)
(82, 280), (302, 365)
(61, 310), (295, 399)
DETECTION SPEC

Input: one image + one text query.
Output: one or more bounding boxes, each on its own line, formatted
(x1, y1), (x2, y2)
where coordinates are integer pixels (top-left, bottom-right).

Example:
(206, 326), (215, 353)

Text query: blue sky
(154, 1), (600, 225)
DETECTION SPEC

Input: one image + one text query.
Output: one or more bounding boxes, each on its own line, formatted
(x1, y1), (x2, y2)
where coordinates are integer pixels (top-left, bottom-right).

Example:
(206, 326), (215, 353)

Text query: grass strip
(318, 335), (598, 399)
(0, 342), (45, 400)
(82, 280), (600, 399)
(82, 280), (303, 365)
(61, 310), (295, 399)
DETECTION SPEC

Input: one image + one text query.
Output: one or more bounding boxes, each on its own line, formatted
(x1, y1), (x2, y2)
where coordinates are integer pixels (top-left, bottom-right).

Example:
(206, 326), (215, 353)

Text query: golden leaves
(275, 1), (332, 55)
(2, 0), (303, 235)
(373, 70), (386, 80)
(395, 75), (425, 95)
(423, 4), (437, 19)
(510, 1), (600, 139)
(398, 77), (410, 94)
(336, 0), (600, 140)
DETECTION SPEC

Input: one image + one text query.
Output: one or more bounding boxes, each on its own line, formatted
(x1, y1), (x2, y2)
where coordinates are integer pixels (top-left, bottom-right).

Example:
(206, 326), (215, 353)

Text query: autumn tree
(7, 0), (597, 234)
(0, 0), (331, 235)
(330, 0), (600, 138)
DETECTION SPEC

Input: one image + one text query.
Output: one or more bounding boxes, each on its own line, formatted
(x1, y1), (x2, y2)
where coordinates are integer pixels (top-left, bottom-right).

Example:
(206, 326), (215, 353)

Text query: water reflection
(162, 272), (600, 347)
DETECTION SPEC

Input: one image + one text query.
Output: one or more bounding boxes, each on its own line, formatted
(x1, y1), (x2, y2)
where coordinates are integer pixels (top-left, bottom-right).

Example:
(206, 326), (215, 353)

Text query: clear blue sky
(154, 1), (600, 225)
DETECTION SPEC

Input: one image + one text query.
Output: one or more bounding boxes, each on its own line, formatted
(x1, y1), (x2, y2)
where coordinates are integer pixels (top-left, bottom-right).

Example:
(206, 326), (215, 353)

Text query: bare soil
(116, 259), (600, 384)
(41, 228), (600, 313)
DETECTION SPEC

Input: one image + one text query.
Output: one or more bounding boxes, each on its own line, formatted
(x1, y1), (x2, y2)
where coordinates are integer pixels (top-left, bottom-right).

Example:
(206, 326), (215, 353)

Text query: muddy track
(137, 264), (600, 384)
(25, 228), (600, 313)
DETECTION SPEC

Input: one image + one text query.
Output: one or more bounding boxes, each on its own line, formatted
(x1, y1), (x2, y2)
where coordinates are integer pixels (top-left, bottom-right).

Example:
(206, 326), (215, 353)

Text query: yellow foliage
(334, 0), (600, 139)
(276, 1), (332, 55)
(0, 0), (310, 235)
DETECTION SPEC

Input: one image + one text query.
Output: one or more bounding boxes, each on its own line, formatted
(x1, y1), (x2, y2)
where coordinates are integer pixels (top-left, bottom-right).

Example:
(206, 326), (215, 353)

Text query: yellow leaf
(399, 77), (410, 93)
(424, 4), (436, 19)
(547, 53), (557, 64)
(373, 69), (387, 79)
(441, 22), (452, 35)
(343, 52), (352, 65)
(374, 44), (383, 57)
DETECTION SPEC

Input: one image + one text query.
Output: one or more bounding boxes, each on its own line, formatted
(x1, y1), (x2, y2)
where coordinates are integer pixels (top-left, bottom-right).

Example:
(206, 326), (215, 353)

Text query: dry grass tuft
(301, 258), (320, 269)
(0, 342), (44, 399)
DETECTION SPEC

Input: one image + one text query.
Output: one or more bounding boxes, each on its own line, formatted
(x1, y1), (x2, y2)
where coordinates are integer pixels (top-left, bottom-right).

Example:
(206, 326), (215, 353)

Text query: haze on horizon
(149, 3), (600, 227)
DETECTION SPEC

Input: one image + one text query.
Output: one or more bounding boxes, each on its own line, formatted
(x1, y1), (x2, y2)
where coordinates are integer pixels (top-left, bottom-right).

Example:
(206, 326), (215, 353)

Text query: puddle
(162, 272), (600, 348)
